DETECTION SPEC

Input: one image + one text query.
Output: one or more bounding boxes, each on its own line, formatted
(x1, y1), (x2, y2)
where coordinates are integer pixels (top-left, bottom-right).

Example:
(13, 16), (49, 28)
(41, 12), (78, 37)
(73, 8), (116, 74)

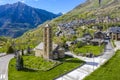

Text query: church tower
(43, 24), (53, 59)
(99, 0), (102, 6)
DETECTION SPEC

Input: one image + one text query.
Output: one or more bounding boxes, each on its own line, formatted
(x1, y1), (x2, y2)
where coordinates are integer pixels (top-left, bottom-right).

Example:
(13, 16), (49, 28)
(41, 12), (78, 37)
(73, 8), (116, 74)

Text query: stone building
(108, 27), (120, 40)
(82, 33), (93, 41)
(90, 31), (105, 45)
(35, 24), (64, 59)
(43, 24), (53, 59)
(94, 31), (105, 39)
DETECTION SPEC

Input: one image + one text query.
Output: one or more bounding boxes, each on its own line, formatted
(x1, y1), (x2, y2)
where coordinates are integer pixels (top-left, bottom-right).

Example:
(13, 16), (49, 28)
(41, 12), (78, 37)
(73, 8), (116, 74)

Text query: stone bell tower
(43, 24), (53, 59)
(99, 0), (102, 6)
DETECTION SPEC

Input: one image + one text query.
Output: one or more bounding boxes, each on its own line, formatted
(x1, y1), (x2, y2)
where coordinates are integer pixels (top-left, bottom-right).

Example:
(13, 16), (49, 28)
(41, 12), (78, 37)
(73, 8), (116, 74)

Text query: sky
(0, 0), (86, 14)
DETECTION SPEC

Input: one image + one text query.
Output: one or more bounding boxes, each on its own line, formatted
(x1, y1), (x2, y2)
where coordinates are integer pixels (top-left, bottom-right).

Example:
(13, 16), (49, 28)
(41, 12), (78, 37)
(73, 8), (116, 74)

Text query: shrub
(7, 46), (14, 54)
(16, 54), (24, 71)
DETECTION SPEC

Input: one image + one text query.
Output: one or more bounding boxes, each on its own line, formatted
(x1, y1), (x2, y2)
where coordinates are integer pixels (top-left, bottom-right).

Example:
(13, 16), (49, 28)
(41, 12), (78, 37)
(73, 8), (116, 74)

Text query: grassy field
(23, 56), (60, 71)
(74, 45), (105, 56)
(84, 50), (120, 80)
(9, 56), (83, 80)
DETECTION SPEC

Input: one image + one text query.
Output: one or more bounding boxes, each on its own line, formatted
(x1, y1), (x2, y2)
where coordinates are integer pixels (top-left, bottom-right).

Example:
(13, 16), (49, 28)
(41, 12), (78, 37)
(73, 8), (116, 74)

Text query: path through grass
(84, 50), (120, 80)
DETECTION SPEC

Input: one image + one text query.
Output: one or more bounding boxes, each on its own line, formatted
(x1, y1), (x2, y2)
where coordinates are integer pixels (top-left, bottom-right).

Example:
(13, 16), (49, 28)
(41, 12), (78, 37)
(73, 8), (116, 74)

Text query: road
(0, 53), (6, 57)
(56, 40), (115, 80)
(0, 54), (14, 80)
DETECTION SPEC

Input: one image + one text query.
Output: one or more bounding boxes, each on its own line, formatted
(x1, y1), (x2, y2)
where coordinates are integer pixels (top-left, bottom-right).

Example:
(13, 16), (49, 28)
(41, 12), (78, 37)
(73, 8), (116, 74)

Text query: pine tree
(27, 46), (31, 54)
(16, 52), (24, 71)
(21, 49), (24, 55)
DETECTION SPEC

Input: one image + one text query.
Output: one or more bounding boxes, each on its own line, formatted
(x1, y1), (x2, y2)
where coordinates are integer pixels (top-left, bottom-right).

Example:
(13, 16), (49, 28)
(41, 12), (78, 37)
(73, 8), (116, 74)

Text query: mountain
(57, 12), (63, 16)
(0, 2), (60, 38)
(53, 0), (120, 22)
(2, 0), (120, 51)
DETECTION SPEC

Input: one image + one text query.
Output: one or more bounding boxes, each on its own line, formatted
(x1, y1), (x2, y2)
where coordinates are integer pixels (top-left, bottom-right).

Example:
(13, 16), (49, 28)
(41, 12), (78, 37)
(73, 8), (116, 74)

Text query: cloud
(18, 0), (25, 3)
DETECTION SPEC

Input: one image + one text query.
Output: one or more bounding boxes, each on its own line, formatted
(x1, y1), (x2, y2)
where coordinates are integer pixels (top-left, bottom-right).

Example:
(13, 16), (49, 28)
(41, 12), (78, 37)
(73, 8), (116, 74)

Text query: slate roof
(109, 27), (120, 33)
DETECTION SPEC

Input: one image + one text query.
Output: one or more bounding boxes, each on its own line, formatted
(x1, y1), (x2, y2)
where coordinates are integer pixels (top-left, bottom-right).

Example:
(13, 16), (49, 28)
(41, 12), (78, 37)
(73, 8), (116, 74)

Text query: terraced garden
(23, 56), (60, 71)
(8, 55), (83, 80)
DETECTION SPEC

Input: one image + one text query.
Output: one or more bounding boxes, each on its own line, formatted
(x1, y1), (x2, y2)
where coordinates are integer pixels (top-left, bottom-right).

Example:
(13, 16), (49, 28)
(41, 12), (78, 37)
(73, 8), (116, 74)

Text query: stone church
(35, 24), (64, 59)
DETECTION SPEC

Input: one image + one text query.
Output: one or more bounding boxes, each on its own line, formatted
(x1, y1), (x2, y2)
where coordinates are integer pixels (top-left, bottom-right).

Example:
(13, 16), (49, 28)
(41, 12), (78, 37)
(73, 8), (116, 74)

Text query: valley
(0, 0), (120, 80)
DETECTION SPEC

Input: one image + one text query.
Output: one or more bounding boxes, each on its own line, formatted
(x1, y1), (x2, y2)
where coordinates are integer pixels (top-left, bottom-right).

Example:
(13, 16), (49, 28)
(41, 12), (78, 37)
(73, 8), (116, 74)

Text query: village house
(94, 31), (105, 39)
(108, 27), (120, 40)
(90, 31), (105, 45)
(82, 33), (93, 41)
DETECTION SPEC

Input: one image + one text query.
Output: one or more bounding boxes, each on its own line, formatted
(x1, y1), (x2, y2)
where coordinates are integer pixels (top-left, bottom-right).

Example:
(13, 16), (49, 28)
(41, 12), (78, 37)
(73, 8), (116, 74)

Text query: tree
(71, 35), (77, 41)
(77, 41), (85, 48)
(27, 46), (31, 54)
(16, 52), (24, 71)
(21, 49), (24, 55)
(6, 45), (14, 54)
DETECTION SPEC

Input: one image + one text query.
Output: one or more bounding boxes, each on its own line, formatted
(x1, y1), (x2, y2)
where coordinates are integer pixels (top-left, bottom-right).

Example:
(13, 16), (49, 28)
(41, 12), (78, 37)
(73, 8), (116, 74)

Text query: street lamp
(92, 54), (94, 71)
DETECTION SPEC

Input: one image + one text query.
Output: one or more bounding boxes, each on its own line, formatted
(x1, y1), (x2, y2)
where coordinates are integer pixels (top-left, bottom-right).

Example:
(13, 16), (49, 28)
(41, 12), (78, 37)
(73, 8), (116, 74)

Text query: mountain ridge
(0, 2), (60, 38)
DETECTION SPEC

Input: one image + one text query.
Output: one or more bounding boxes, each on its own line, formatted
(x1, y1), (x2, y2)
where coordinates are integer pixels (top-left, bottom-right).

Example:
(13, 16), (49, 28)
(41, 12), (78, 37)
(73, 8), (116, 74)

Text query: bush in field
(77, 41), (85, 48)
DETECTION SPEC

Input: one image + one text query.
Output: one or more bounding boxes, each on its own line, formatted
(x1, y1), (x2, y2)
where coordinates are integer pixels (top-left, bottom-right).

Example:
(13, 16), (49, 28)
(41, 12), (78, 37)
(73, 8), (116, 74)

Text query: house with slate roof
(108, 27), (120, 40)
